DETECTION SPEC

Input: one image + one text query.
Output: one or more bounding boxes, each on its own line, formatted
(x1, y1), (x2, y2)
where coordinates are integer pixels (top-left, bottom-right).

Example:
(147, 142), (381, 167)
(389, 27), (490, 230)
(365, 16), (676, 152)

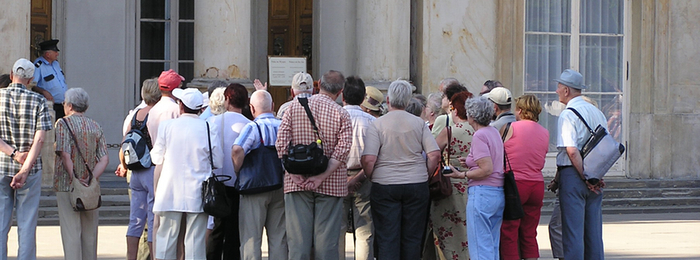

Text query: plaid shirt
(276, 94), (352, 197)
(0, 83), (53, 176)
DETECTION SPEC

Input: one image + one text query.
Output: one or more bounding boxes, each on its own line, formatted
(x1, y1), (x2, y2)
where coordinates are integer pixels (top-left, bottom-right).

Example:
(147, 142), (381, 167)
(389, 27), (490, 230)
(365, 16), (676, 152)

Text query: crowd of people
(0, 43), (610, 260)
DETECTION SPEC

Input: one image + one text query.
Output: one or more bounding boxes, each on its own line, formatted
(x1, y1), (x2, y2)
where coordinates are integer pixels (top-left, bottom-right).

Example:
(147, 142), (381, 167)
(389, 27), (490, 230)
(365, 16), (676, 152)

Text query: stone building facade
(0, 0), (697, 179)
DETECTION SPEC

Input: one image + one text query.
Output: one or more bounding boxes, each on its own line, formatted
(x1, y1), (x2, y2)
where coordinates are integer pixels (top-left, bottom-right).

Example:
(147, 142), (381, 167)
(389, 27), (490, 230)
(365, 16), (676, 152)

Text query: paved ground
(5, 212), (700, 259)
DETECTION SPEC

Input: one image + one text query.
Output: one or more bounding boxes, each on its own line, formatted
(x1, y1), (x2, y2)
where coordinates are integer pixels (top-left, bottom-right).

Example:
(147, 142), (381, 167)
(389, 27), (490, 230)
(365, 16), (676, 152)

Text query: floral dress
(428, 118), (474, 260)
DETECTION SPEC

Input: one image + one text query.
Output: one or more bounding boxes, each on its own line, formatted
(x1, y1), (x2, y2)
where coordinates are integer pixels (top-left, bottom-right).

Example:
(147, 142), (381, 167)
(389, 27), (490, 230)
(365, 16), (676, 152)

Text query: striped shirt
(54, 115), (108, 192)
(233, 113), (281, 153)
(275, 94), (353, 197)
(0, 83), (53, 176)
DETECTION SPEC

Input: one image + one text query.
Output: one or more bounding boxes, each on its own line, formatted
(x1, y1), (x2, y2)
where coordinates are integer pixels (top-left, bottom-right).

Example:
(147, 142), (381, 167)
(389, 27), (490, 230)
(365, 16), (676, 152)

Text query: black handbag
(235, 122), (284, 194)
(502, 122), (524, 220)
(201, 122), (233, 218)
(281, 97), (329, 176)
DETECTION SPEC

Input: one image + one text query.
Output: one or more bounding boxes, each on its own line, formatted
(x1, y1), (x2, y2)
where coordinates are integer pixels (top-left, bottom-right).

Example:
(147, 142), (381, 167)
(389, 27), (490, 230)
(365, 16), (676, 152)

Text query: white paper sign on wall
(268, 56), (307, 86)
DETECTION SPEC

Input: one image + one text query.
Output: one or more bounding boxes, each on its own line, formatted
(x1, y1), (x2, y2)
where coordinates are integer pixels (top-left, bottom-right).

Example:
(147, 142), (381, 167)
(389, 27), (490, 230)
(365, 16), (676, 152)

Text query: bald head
(250, 90), (273, 115)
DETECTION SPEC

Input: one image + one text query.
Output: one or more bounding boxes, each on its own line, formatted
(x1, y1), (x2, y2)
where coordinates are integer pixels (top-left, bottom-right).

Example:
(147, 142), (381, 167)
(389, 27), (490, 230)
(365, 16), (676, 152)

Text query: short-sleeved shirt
(0, 83), (53, 176)
(363, 110), (440, 185)
(33, 57), (68, 103)
(146, 96), (180, 142)
(556, 96), (607, 166)
(234, 113), (280, 153)
(343, 105), (376, 171)
(504, 120), (549, 182)
(276, 93), (312, 119)
(490, 111), (516, 132)
(54, 115), (108, 192)
(207, 111), (251, 186)
(275, 94), (353, 197)
(431, 114), (456, 139)
(465, 126), (504, 187)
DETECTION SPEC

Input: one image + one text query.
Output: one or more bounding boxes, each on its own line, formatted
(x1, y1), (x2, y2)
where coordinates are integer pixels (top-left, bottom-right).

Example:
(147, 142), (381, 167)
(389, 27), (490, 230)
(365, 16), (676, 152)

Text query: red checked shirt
(276, 93), (352, 197)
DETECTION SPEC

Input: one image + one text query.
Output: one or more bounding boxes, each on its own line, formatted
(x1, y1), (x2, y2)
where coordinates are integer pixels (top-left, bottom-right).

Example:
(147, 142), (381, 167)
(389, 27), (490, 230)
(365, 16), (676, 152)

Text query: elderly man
(276, 72), (313, 119)
(339, 76), (376, 260)
(553, 69), (607, 260)
(0, 58), (53, 260)
(151, 88), (223, 260)
(33, 39), (68, 120)
(275, 70), (352, 260)
(231, 90), (287, 260)
(485, 87), (516, 131)
(479, 79), (504, 96)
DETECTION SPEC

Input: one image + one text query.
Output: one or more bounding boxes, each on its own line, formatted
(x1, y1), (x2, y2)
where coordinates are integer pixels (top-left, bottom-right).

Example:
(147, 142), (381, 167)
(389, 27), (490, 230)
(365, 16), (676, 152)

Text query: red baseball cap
(158, 69), (185, 91)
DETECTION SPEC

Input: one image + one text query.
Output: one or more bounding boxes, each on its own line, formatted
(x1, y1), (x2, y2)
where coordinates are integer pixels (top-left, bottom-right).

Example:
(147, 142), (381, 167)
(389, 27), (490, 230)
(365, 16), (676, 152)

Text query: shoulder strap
(298, 97), (323, 143)
(502, 122), (512, 171)
(445, 115), (452, 164)
(206, 122), (214, 175)
(253, 121), (265, 146)
(60, 118), (94, 184)
(566, 107), (594, 134)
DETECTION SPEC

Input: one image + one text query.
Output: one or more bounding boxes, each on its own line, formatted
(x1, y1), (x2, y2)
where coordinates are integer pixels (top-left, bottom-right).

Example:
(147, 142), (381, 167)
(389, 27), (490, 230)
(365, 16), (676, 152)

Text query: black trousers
(54, 103), (65, 122)
(206, 186), (240, 260)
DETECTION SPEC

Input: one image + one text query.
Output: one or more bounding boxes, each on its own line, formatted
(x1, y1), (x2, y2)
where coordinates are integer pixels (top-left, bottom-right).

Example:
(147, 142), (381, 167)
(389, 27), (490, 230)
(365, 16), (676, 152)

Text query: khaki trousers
(239, 188), (287, 260)
(56, 192), (99, 260)
(155, 212), (207, 260)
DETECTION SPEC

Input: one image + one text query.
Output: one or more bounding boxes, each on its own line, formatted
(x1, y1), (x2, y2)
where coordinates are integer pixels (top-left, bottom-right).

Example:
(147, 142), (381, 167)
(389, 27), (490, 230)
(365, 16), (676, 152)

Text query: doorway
(30, 0), (52, 61)
(268, 0), (313, 112)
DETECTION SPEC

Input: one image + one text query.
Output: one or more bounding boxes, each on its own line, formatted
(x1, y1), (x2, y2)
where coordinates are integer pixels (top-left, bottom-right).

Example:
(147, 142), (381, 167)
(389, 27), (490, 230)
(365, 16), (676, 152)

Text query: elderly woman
(428, 90), (474, 259)
(499, 95), (549, 260)
(362, 80), (441, 259)
(205, 83), (252, 259)
(424, 92), (445, 130)
(117, 79), (160, 260)
(445, 96), (504, 260)
(54, 88), (109, 260)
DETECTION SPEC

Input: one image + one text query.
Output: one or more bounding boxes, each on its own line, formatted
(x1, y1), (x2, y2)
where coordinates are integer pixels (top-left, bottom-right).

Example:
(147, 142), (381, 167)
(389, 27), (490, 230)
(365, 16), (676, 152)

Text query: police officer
(33, 39), (67, 120)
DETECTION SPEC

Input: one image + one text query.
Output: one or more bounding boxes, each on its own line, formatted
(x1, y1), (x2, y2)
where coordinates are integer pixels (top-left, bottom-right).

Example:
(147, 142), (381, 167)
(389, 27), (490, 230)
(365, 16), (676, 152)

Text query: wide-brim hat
(361, 86), (384, 111)
(554, 69), (586, 89)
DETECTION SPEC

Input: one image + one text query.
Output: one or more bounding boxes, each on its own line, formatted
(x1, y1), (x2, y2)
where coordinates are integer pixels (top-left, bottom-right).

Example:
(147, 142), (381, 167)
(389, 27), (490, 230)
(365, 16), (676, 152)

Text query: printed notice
(268, 57), (307, 86)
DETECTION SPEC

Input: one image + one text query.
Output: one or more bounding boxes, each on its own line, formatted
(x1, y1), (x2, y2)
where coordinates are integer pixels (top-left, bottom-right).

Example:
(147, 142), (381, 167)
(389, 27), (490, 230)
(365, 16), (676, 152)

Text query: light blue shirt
(233, 113), (281, 153)
(33, 57), (67, 103)
(556, 96), (608, 166)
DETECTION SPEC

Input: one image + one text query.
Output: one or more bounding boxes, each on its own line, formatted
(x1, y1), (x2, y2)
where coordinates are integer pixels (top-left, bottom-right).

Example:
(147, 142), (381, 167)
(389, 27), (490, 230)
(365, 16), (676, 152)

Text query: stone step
(543, 178), (700, 189)
(542, 196), (700, 208)
(543, 187), (700, 199)
(540, 205), (700, 215)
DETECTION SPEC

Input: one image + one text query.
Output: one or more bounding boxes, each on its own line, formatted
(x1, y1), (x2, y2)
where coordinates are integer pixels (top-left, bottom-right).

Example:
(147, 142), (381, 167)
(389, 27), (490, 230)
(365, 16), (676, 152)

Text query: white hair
(209, 87), (226, 115)
(64, 88), (90, 112)
(250, 90), (273, 112)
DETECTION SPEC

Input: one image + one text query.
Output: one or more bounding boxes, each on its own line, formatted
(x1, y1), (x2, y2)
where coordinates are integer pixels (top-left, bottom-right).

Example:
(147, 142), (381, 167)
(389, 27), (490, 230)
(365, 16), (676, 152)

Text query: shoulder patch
(34, 60), (43, 68)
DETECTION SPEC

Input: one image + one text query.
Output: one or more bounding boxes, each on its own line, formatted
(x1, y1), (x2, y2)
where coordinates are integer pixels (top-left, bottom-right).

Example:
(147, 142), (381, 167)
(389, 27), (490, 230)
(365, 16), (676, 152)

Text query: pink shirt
(504, 120), (549, 182)
(466, 126), (504, 187)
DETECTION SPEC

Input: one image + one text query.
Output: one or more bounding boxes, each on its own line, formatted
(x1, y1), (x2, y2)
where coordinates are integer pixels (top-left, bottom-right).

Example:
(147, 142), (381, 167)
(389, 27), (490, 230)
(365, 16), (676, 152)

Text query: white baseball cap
(291, 72), (313, 90)
(172, 88), (204, 110)
(484, 87), (512, 105)
(12, 58), (35, 79)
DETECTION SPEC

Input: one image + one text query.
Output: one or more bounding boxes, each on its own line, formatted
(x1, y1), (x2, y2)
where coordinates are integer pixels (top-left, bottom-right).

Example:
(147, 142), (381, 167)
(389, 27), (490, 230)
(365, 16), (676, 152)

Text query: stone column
(0, 2), (30, 73)
(355, 0), (410, 90)
(193, 0), (251, 82)
(313, 0), (357, 79)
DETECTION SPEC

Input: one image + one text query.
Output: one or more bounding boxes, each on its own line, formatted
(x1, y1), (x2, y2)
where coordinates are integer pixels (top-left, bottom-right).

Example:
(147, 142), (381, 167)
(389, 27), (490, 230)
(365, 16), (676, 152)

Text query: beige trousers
(56, 192), (99, 260)
(155, 211), (207, 260)
(239, 188), (287, 260)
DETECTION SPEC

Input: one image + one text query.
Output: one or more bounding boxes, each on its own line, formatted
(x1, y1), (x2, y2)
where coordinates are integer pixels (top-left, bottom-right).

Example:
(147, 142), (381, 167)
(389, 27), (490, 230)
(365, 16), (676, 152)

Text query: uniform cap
(38, 39), (60, 52)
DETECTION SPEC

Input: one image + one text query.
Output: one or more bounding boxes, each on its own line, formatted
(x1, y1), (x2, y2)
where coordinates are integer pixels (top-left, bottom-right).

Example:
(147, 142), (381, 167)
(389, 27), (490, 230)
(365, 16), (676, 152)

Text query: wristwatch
(10, 149), (16, 159)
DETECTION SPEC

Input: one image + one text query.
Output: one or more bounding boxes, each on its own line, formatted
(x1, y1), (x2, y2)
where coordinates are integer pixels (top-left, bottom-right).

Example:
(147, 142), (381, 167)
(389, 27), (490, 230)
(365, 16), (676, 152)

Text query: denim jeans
(0, 171), (42, 260)
(559, 166), (604, 260)
(466, 185), (504, 260)
(370, 182), (429, 260)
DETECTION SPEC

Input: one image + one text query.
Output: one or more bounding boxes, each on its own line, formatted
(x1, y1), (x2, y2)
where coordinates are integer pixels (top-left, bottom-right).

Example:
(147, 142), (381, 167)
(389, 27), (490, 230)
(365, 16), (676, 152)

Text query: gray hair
(404, 98), (425, 117)
(465, 96), (494, 126)
(141, 78), (161, 106)
(320, 70), (345, 94)
(387, 80), (412, 109)
(250, 90), (273, 112)
(64, 88), (90, 113)
(427, 92), (445, 116)
(439, 78), (459, 90)
(209, 87), (227, 115)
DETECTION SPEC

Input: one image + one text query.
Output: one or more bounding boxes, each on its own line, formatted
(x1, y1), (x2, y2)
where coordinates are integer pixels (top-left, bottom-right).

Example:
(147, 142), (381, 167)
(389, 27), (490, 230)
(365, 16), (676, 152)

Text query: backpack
(121, 110), (153, 170)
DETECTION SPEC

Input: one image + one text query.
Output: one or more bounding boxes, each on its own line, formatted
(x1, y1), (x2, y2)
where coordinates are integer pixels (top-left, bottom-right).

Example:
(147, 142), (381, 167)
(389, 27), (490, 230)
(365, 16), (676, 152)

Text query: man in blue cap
(552, 69), (607, 260)
(33, 39), (68, 120)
